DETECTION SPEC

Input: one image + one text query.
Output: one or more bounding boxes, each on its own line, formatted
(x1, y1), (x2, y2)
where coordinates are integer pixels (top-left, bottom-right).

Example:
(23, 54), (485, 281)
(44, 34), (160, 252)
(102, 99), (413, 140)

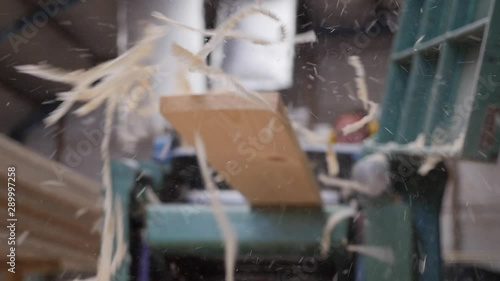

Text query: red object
(334, 112), (368, 143)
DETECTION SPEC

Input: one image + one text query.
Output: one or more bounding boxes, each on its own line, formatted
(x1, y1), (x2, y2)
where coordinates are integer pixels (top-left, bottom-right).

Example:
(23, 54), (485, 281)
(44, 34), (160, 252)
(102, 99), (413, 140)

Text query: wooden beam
(0, 259), (60, 274)
(0, 135), (102, 204)
(0, 135), (101, 272)
(4, 271), (23, 281)
(0, 209), (100, 254)
(161, 93), (321, 207)
(0, 235), (96, 270)
(0, 193), (100, 238)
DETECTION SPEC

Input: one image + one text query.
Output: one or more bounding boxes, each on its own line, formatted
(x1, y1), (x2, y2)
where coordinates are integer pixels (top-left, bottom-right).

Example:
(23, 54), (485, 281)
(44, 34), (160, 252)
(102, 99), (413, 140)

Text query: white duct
(211, 0), (298, 92)
(116, 0), (207, 152)
(154, 0), (207, 95)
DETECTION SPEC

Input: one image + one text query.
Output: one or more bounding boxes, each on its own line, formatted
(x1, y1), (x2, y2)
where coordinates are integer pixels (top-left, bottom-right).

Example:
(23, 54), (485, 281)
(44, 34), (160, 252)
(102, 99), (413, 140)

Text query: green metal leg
(363, 202), (414, 281)
(111, 161), (138, 281)
(390, 155), (448, 281)
(110, 160), (166, 281)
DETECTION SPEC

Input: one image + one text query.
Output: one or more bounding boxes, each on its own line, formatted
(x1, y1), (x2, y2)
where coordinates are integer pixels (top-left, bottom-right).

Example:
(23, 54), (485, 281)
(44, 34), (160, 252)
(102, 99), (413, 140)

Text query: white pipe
(211, 0), (298, 91)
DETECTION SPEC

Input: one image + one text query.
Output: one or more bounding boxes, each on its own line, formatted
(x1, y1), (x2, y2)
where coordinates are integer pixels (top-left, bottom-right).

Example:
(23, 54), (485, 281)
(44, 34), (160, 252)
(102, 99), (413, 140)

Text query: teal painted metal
(146, 205), (351, 258)
(110, 161), (139, 281)
(363, 203), (414, 281)
(110, 160), (165, 281)
(369, 0), (500, 161)
(362, 156), (447, 281)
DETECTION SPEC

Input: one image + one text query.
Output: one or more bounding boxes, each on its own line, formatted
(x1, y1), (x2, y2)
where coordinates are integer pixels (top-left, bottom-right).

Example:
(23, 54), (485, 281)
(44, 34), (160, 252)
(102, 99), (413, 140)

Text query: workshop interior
(1, 0), (500, 280)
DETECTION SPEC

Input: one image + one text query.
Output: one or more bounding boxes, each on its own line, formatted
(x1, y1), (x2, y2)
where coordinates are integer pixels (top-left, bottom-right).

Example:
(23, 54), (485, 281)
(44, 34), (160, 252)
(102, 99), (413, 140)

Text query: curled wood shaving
(152, 11), (282, 46)
(342, 56), (379, 136)
(290, 122), (340, 177)
(320, 202), (357, 257)
(16, 25), (162, 281)
(157, 5), (286, 108)
(171, 43), (268, 106)
(194, 133), (238, 281)
(342, 100), (379, 136)
(416, 132), (464, 175)
(16, 24), (166, 127)
(198, 6), (286, 60)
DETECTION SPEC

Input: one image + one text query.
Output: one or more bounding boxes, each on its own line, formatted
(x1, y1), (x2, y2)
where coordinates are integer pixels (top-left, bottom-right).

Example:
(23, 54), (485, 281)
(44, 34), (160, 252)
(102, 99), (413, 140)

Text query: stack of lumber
(0, 135), (101, 275)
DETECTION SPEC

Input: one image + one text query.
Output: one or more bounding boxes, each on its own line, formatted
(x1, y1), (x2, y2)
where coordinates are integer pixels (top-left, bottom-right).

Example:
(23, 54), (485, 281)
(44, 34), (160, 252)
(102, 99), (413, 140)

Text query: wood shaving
(152, 11), (283, 46)
(347, 56), (368, 109)
(19, 5), (302, 281)
(294, 30), (318, 44)
(418, 156), (441, 176)
(171, 43), (268, 106)
(194, 132), (238, 281)
(320, 202), (357, 257)
(17, 231), (30, 246)
(158, 5), (287, 109)
(145, 187), (161, 205)
(198, 6), (286, 60)
(91, 217), (103, 235)
(347, 245), (395, 264)
(343, 56), (379, 136)
(318, 174), (373, 196)
(326, 132), (339, 176)
(290, 122), (340, 177)
(75, 208), (89, 218)
(40, 180), (68, 188)
(16, 25), (165, 126)
(110, 198), (128, 274)
(16, 25), (159, 280)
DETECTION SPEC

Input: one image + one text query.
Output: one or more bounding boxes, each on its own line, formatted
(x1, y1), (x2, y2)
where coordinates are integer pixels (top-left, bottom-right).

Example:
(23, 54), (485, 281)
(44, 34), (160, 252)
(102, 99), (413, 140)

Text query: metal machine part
(369, 0), (500, 162)
(111, 160), (356, 281)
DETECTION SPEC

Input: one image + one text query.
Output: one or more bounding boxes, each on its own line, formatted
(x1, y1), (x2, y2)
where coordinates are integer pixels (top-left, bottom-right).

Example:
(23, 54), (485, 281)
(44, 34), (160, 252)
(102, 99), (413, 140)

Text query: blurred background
(1, 0), (500, 280)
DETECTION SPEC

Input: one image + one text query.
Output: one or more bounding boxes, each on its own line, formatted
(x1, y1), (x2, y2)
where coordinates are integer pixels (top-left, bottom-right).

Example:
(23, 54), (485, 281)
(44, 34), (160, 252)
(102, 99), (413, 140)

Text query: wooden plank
(0, 135), (102, 208)
(0, 259), (60, 274)
(0, 135), (101, 272)
(0, 234), (96, 270)
(161, 93), (321, 206)
(0, 189), (100, 237)
(0, 210), (100, 255)
(4, 271), (23, 281)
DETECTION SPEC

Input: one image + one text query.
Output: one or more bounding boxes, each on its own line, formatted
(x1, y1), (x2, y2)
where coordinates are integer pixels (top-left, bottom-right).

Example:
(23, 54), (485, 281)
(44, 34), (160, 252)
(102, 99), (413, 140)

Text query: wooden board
(0, 135), (101, 272)
(161, 93), (321, 206)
